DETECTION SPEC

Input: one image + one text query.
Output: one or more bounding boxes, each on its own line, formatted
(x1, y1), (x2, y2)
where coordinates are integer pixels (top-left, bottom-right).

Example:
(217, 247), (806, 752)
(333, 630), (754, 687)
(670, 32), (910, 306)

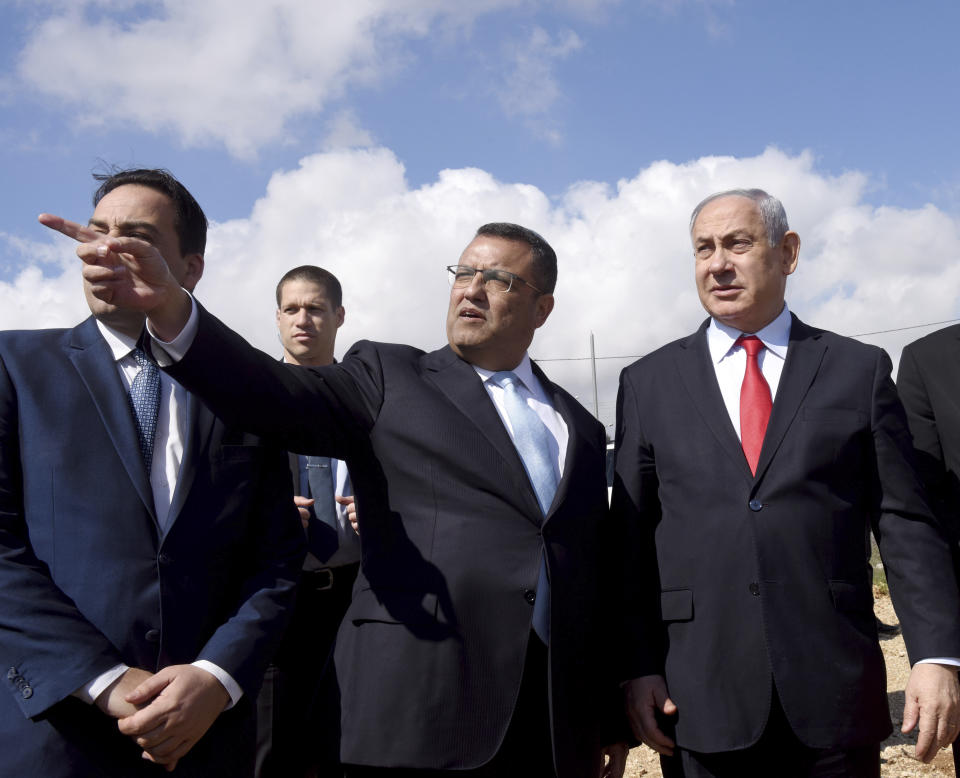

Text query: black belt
(301, 562), (358, 592)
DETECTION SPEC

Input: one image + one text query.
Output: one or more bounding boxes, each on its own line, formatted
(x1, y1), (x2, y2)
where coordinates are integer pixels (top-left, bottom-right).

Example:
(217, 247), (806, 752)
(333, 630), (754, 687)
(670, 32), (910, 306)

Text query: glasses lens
(448, 266), (514, 292)
(450, 267), (475, 287)
(484, 271), (511, 293)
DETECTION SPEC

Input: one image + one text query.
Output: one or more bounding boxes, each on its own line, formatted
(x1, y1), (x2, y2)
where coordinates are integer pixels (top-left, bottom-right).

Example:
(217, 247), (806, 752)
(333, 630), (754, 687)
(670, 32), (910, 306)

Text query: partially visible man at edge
(256, 265), (359, 778)
(899, 324), (960, 777)
(0, 168), (303, 777)
(37, 213), (629, 778)
(612, 188), (960, 777)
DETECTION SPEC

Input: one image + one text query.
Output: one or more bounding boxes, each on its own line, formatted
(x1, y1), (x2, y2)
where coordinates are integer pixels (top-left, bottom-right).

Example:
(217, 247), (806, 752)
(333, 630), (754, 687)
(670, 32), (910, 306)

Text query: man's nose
(464, 270), (487, 297)
(709, 248), (733, 274)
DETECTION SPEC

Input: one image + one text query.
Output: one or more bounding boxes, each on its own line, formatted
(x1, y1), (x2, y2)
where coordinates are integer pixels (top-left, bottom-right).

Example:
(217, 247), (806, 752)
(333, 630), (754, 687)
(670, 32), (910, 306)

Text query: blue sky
(1, 0), (958, 428)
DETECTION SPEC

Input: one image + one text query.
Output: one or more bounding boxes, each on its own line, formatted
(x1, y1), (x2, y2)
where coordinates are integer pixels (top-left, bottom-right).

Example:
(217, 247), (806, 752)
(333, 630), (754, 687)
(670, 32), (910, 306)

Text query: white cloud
(15, 0), (524, 157)
(498, 27), (582, 117)
(322, 109), (377, 150)
(6, 146), (958, 431)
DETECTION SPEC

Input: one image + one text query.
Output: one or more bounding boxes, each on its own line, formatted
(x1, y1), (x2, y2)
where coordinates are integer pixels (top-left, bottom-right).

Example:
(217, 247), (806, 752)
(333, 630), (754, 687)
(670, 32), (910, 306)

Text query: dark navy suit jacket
(0, 317), (304, 777)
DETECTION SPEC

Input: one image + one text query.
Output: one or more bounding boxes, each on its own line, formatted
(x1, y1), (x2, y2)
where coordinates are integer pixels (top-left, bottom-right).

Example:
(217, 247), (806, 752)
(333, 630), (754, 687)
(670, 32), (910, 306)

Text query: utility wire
(535, 318), (960, 363)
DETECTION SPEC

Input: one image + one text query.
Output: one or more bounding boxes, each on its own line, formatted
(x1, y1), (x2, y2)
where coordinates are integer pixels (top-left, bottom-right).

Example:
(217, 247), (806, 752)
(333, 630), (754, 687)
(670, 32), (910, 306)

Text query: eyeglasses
(446, 265), (544, 295)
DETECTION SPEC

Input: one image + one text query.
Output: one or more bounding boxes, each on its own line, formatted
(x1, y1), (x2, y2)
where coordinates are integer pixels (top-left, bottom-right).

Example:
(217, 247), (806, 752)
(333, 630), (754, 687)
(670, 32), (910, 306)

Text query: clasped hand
(96, 664), (230, 771)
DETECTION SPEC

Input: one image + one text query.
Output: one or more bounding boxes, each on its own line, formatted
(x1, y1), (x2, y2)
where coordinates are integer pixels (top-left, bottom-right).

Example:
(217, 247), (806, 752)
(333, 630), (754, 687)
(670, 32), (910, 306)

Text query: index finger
(640, 718), (676, 755)
(915, 712), (939, 762)
(38, 213), (101, 243)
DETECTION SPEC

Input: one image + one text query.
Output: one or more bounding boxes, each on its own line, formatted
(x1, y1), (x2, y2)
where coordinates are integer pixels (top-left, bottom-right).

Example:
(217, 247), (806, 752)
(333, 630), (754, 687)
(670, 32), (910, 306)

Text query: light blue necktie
(491, 371), (557, 643)
(128, 347), (160, 472)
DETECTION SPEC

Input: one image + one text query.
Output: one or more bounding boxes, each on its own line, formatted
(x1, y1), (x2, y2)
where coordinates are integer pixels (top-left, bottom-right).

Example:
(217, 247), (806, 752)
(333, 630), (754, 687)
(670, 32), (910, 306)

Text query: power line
(848, 318), (960, 338)
(534, 317), (960, 363)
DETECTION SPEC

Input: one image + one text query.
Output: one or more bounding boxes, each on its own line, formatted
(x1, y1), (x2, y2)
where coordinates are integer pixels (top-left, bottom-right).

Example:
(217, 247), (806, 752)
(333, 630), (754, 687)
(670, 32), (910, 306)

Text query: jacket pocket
(660, 588), (693, 622)
(828, 580), (872, 614)
(349, 586), (443, 626)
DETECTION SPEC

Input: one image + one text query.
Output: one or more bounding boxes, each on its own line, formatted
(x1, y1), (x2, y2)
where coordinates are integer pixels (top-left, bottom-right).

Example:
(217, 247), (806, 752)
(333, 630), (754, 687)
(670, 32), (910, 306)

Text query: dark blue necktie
(128, 347), (160, 472)
(305, 455), (341, 562)
(491, 371), (557, 642)
(307, 455), (339, 532)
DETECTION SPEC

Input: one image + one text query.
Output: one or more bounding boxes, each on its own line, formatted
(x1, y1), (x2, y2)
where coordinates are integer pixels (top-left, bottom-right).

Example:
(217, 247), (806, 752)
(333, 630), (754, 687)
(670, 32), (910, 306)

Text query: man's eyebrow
(86, 218), (160, 236)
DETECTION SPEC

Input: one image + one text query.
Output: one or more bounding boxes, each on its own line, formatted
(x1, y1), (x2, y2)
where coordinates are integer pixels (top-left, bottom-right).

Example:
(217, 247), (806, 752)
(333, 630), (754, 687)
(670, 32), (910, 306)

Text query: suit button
(20, 685), (32, 699)
(6, 667), (16, 681)
(749, 583), (760, 596)
(145, 629), (160, 643)
(158, 553), (172, 565)
(748, 499), (763, 512)
(524, 589), (536, 605)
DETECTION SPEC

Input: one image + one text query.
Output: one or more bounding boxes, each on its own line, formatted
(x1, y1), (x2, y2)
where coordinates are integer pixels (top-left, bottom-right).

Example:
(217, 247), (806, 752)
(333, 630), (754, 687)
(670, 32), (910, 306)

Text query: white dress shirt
(77, 321), (242, 707)
(706, 304), (791, 439)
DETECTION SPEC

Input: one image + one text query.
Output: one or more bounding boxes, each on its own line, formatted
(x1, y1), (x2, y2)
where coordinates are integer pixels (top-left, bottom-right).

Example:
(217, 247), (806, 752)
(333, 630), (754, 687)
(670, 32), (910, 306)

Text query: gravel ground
(621, 592), (955, 777)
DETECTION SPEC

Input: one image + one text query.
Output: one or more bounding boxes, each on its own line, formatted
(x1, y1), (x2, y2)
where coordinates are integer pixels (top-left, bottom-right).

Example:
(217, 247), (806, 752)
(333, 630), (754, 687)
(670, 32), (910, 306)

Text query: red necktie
(737, 335), (772, 475)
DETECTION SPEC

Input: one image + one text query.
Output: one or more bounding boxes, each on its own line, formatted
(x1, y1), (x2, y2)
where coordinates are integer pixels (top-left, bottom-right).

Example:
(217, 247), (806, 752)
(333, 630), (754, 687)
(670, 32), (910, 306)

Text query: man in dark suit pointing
(613, 188), (960, 777)
(38, 217), (628, 778)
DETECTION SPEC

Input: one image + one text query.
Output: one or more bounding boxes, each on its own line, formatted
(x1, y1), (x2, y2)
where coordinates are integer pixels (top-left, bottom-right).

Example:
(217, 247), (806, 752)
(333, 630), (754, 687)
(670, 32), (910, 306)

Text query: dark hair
(475, 222), (557, 294)
(92, 168), (208, 256)
(275, 265), (343, 308)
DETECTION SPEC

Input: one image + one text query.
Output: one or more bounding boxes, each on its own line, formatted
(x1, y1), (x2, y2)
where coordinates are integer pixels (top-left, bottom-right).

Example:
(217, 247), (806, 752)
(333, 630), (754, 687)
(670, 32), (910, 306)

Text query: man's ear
(781, 232), (800, 277)
(180, 253), (205, 292)
(534, 294), (554, 329)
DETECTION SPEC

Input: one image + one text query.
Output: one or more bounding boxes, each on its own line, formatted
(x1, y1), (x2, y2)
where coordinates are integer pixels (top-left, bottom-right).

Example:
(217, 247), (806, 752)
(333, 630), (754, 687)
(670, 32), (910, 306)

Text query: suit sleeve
(192, 439), (305, 697)
(897, 344), (955, 540)
(166, 304), (382, 460)
(610, 367), (665, 681)
(0, 354), (123, 718)
(871, 349), (960, 662)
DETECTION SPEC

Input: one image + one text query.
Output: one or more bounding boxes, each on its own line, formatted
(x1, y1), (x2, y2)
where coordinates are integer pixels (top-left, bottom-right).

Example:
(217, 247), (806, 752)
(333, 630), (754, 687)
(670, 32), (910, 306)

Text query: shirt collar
(474, 353), (537, 392)
(707, 304), (792, 365)
(95, 319), (141, 362)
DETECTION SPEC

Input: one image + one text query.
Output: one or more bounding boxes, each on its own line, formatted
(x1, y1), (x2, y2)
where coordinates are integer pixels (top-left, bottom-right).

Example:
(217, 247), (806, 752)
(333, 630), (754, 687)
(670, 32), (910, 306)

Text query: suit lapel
(532, 361), (597, 521)
(676, 322), (754, 482)
(165, 390), (211, 526)
(753, 315), (827, 480)
(67, 317), (157, 522)
(288, 451), (301, 493)
(421, 346), (543, 522)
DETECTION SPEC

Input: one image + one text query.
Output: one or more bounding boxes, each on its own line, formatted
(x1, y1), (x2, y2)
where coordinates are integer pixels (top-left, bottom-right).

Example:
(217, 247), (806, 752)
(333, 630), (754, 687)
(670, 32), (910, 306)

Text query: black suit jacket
(166, 304), (622, 776)
(612, 314), (960, 753)
(898, 324), (960, 573)
(0, 317), (304, 777)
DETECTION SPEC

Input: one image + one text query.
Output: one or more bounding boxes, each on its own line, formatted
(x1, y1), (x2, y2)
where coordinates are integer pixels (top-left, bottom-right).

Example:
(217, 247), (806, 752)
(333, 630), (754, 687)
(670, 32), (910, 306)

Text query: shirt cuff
(74, 663), (129, 704)
(148, 292), (199, 366)
(192, 660), (243, 709)
(916, 657), (960, 668)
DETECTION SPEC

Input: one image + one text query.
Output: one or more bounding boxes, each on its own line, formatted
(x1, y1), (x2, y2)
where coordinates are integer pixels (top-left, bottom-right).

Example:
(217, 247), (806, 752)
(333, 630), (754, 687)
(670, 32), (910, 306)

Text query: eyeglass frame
(446, 264), (545, 295)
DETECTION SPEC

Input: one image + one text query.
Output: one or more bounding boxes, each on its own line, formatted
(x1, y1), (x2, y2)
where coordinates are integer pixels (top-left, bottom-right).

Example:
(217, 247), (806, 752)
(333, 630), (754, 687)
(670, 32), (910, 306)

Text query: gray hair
(689, 188), (790, 246)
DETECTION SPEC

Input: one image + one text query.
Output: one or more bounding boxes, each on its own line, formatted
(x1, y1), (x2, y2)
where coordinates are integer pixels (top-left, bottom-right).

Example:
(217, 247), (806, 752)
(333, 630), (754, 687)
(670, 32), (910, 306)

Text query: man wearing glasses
(40, 218), (628, 778)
